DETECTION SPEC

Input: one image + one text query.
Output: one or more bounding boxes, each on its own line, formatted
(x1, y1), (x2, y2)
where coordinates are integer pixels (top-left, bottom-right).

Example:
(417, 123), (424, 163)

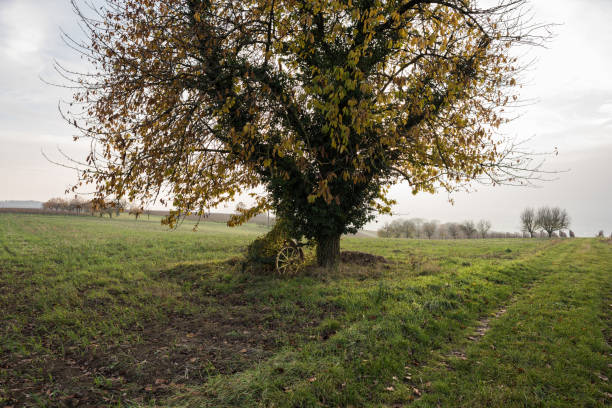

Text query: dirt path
(443, 289), (526, 363)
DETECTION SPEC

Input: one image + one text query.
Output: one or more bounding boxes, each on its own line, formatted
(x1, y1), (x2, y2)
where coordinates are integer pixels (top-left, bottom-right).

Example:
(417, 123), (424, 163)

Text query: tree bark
(316, 234), (341, 268)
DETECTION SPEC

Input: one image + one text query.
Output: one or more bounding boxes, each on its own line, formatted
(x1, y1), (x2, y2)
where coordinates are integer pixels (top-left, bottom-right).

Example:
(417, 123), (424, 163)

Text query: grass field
(1, 213), (611, 407)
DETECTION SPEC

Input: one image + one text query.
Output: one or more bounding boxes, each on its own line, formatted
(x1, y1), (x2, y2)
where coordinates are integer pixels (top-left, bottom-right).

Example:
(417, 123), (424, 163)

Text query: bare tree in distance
(536, 206), (570, 238)
(410, 219), (425, 239)
(42, 199), (54, 212)
(460, 220), (477, 239)
(447, 223), (461, 239)
(520, 207), (538, 238)
(129, 206), (144, 220)
(402, 220), (418, 239)
(83, 200), (95, 216)
(437, 224), (448, 240)
(569, 230), (575, 238)
(43, 197), (68, 212)
(422, 221), (438, 239)
(476, 220), (492, 239)
(597, 230), (605, 238)
(115, 199), (128, 216)
(69, 196), (86, 214)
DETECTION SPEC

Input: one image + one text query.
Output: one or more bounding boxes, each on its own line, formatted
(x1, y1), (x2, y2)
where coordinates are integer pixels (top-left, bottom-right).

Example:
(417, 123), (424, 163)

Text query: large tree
(63, 0), (546, 267)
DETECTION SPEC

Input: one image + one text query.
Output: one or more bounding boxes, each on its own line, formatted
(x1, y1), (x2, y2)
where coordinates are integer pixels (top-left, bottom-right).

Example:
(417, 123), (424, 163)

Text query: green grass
(0, 213), (610, 407)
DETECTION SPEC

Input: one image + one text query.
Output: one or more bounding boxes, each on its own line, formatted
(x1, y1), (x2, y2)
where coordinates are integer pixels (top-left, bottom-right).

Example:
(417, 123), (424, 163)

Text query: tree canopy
(63, 0), (547, 266)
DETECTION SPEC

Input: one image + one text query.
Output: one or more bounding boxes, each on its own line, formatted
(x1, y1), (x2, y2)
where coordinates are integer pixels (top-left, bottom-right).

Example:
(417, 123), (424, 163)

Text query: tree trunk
(316, 234), (341, 268)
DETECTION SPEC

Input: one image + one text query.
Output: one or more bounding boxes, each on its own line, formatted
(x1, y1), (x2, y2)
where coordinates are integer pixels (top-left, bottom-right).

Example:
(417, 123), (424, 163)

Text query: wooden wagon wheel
(275, 240), (304, 275)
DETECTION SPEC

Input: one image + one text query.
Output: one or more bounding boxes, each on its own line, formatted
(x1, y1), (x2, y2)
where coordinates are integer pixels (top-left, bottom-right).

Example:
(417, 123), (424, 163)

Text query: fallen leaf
(385, 386), (394, 391)
(413, 387), (421, 396)
(240, 348), (247, 353)
(308, 377), (316, 382)
(155, 379), (168, 385)
(597, 373), (608, 382)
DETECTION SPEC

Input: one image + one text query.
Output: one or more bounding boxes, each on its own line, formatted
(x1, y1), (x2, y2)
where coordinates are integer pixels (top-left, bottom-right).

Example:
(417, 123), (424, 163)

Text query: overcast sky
(0, 0), (611, 236)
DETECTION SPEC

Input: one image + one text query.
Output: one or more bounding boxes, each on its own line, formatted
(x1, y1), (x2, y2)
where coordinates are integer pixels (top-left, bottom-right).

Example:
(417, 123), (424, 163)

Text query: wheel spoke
(277, 245), (303, 275)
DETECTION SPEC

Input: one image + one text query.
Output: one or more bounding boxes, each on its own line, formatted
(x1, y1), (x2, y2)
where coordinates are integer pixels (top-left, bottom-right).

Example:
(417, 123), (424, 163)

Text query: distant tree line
(378, 218), (504, 239)
(42, 197), (148, 219)
(379, 206), (577, 240)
